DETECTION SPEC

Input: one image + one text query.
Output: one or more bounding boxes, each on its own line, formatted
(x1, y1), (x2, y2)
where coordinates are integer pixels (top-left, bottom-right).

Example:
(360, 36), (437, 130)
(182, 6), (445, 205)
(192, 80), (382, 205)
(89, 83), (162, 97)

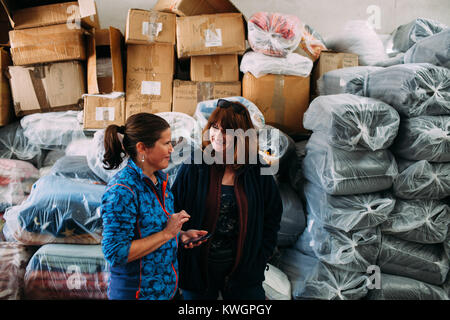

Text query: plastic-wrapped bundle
(65, 138), (93, 157)
(392, 116), (450, 163)
(194, 96), (265, 130)
(366, 273), (448, 300)
(247, 12), (302, 57)
(296, 216), (381, 272)
(24, 244), (109, 300)
(442, 273), (449, 298)
(240, 51), (313, 78)
(381, 199), (449, 244)
(325, 20), (388, 66)
(0, 122), (44, 168)
(276, 182), (306, 247)
(296, 24), (327, 61)
(349, 63), (450, 118)
(404, 29), (450, 69)
(373, 53), (405, 68)
(0, 159), (40, 212)
(303, 133), (398, 195)
(263, 263), (291, 300)
(392, 18), (448, 53)
(42, 150), (66, 167)
(0, 242), (36, 300)
(287, 140), (307, 194)
(304, 182), (395, 232)
(394, 159), (450, 200)
(20, 111), (86, 150)
(304, 94), (400, 152)
(50, 156), (105, 184)
(3, 175), (105, 245)
(378, 235), (449, 285)
(317, 66), (383, 96)
(86, 129), (129, 184)
(279, 249), (369, 300)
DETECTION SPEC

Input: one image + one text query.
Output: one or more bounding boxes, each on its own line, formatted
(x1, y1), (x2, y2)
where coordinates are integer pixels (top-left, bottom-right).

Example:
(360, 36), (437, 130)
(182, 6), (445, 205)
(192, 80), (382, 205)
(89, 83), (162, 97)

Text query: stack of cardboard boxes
(2, 0), (99, 119)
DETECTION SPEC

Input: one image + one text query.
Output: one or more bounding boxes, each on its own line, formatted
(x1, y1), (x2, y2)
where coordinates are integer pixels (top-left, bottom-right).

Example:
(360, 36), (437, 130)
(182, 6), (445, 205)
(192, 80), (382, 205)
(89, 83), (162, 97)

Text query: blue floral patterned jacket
(100, 159), (178, 300)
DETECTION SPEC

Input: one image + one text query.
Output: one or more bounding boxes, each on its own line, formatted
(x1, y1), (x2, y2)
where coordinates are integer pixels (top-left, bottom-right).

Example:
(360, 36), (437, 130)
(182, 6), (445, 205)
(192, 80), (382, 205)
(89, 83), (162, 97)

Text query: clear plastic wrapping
(3, 175), (105, 245)
(392, 18), (448, 53)
(194, 96), (265, 130)
(279, 249), (369, 300)
(304, 182), (395, 232)
(316, 66), (383, 96)
(380, 199), (449, 244)
(50, 156), (105, 184)
(240, 51), (313, 78)
(65, 138), (93, 157)
(352, 63), (450, 118)
(404, 29), (450, 69)
(247, 12), (302, 57)
(0, 242), (36, 300)
(302, 133), (398, 195)
(366, 273), (448, 300)
(0, 122), (44, 168)
(20, 111), (86, 150)
(288, 140), (307, 194)
(263, 263), (292, 300)
(325, 20), (388, 66)
(0, 159), (39, 212)
(378, 235), (449, 285)
(295, 216), (381, 272)
(303, 94), (400, 151)
(393, 159), (450, 200)
(392, 116), (450, 162)
(276, 182), (306, 247)
(296, 24), (327, 61)
(42, 150), (66, 168)
(24, 244), (109, 300)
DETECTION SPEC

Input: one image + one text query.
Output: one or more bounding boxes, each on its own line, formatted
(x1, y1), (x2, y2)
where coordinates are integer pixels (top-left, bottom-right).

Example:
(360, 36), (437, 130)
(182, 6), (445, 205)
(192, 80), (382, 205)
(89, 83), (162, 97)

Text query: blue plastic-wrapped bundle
(404, 29), (450, 68)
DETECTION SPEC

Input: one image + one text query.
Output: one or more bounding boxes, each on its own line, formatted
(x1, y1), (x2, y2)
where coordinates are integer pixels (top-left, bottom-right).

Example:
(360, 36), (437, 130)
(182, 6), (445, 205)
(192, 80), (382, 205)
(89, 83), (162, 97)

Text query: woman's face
(144, 128), (173, 171)
(210, 122), (234, 154)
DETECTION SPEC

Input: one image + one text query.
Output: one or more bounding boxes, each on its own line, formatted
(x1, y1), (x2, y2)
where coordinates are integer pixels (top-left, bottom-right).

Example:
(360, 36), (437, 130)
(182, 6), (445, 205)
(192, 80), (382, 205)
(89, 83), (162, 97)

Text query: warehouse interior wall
(95, 0), (450, 37)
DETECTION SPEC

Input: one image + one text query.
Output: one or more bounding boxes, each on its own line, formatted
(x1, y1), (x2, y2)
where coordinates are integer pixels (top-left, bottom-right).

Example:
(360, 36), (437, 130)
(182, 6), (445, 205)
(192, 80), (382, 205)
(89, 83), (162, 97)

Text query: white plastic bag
(263, 263), (292, 300)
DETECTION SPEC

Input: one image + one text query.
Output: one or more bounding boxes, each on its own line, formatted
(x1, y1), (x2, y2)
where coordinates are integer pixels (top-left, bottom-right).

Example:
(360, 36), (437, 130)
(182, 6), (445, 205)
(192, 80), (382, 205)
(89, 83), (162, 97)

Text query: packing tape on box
(204, 56), (223, 79)
(143, 11), (163, 42)
(197, 82), (214, 102)
(28, 67), (51, 113)
(271, 75), (286, 124)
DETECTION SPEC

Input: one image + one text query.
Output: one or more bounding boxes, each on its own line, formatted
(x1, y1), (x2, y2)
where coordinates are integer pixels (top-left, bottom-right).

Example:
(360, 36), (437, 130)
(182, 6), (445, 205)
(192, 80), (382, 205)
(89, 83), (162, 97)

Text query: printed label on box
(96, 107), (115, 121)
(204, 29), (222, 47)
(141, 81), (161, 95)
(143, 22), (163, 38)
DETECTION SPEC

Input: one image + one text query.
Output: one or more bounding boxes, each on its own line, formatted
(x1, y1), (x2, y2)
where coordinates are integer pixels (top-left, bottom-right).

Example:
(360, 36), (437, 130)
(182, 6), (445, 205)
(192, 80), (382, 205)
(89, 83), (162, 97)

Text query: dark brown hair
(202, 100), (257, 170)
(103, 113), (170, 170)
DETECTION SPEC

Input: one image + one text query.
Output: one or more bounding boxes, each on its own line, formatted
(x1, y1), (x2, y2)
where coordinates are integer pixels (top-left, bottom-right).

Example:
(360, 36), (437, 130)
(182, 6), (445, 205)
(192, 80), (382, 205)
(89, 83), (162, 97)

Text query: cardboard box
(87, 27), (124, 94)
(127, 43), (174, 75)
(172, 79), (241, 116)
(125, 9), (176, 45)
(153, 0), (239, 17)
(126, 73), (173, 103)
(311, 50), (359, 96)
(190, 54), (238, 82)
(9, 24), (87, 66)
(8, 61), (86, 116)
(0, 47), (12, 126)
(0, 0), (99, 30)
(83, 94), (125, 129)
(126, 101), (172, 119)
(242, 72), (310, 134)
(176, 13), (245, 58)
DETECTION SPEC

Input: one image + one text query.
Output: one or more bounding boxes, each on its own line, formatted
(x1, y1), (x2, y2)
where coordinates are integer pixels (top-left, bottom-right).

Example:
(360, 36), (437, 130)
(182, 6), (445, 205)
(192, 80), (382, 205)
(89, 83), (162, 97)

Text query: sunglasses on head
(217, 99), (246, 114)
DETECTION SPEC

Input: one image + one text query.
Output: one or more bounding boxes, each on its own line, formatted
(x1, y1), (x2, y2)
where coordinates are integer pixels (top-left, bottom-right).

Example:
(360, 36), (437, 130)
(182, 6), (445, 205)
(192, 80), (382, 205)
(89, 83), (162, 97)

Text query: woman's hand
(180, 229), (209, 249)
(163, 210), (190, 240)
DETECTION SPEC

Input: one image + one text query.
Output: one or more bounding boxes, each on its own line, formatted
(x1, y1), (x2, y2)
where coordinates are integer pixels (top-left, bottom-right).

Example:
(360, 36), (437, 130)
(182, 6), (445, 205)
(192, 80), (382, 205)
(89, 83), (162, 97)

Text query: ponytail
(103, 124), (126, 170)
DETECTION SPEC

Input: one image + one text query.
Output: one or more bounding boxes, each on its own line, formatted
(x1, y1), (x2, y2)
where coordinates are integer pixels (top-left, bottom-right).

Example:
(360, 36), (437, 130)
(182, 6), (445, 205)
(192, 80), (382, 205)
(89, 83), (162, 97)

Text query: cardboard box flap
(154, 0), (239, 16)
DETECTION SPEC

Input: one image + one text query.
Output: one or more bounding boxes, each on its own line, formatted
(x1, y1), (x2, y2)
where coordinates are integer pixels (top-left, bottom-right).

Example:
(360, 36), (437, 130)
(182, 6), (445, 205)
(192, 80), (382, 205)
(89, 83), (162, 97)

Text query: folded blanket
(3, 175), (105, 245)
(404, 29), (450, 68)
(393, 159), (450, 200)
(303, 133), (398, 195)
(378, 235), (449, 285)
(50, 156), (105, 184)
(296, 216), (381, 272)
(381, 199), (449, 244)
(279, 249), (368, 300)
(348, 63), (450, 118)
(304, 94), (400, 151)
(392, 18), (448, 53)
(392, 116), (450, 162)
(304, 182), (395, 232)
(317, 66), (383, 96)
(366, 273), (448, 300)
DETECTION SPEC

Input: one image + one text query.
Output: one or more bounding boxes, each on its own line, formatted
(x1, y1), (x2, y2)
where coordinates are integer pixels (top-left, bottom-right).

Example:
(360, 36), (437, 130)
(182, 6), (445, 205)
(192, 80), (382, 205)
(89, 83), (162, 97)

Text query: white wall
(95, 0), (450, 38)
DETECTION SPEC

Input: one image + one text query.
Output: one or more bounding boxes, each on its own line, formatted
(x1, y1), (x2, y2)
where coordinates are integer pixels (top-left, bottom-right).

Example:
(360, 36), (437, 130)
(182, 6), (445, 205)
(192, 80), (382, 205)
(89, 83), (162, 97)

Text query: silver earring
(141, 155), (145, 162)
